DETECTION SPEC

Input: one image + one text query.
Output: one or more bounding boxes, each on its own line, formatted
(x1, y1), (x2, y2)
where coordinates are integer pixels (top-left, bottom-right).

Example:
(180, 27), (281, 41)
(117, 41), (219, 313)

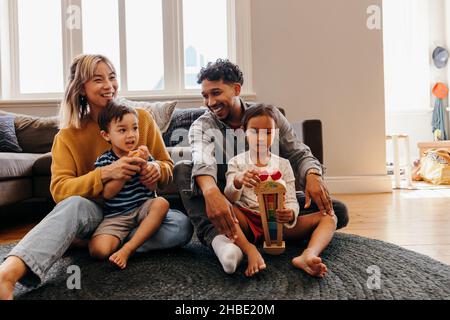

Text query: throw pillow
(0, 115), (23, 153)
(14, 115), (60, 153)
(163, 107), (208, 147)
(115, 98), (176, 133)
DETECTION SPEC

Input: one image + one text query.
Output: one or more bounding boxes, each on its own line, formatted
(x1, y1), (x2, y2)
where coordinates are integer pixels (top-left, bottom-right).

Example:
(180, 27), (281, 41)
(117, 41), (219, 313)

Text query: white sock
(211, 235), (244, 274)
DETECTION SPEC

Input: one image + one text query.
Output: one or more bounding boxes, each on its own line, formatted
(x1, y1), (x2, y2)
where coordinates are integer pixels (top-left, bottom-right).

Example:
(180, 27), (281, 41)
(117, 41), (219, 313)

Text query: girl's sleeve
(50, 134), (104, 203)
(141, 109), (174, 188)
(224, 157), (244, 203)
(283, 159), (300, 229)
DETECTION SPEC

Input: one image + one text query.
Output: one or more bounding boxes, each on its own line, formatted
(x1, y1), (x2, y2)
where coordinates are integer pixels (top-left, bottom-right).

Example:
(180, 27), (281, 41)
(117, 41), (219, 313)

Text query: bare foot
(244, 246), (267, 277)
(0, 274), (14, 300)
(292, 249), (328, 278)
(109, 247), (133, 270)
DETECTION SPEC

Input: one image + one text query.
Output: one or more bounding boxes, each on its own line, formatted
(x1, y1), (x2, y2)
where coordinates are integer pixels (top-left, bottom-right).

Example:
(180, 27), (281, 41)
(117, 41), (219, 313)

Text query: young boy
(89, 101), (169, 269)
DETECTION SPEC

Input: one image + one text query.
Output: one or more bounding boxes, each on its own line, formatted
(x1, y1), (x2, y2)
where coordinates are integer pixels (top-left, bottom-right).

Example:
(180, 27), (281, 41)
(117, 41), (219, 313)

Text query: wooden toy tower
(255, 180), (286, 255)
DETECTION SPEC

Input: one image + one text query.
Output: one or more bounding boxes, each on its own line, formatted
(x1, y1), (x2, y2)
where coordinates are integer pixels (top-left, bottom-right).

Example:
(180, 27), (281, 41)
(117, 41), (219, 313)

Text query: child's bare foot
(244, 246), (266, 277)
(109, 247), (133, 270)
(0, 274), (15, 300)
(292, 249), (328, 278)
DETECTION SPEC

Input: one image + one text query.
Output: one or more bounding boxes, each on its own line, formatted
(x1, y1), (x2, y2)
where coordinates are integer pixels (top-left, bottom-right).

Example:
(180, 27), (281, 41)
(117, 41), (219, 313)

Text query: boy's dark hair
(242, 103), (278, 130)
(197, 59), (244, 85)
(98, 101), (138, 132)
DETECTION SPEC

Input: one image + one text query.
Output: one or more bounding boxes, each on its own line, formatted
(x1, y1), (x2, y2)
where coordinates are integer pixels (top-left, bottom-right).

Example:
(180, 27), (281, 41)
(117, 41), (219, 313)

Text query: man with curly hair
(174, 59), (349, 275)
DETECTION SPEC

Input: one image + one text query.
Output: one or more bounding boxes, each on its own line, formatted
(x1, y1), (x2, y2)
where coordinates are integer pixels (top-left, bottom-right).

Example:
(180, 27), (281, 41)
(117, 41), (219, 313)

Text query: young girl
(89, 101), (170, 269)
(225, 104), (333, 278)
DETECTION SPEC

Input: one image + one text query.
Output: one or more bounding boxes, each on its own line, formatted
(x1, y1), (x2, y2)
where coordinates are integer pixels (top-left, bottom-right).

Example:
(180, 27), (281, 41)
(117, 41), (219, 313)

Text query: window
(125, 0), (164, 91)
(17, 0), (64, 94)
(383, 0), (430, 112)
(81, 0), (121, 79)
(0, 0), (252, 101)
(183, 0), (228, 89)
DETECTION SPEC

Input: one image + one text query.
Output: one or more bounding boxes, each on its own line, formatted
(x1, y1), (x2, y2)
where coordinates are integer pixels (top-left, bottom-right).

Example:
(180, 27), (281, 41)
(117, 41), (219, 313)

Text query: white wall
(251, 0), (390, 193)
(1, 0), (391, 193)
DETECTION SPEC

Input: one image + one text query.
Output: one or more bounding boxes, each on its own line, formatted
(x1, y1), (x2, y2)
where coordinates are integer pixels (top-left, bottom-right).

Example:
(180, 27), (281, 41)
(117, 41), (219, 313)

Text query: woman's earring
(80, 95), (87, 105)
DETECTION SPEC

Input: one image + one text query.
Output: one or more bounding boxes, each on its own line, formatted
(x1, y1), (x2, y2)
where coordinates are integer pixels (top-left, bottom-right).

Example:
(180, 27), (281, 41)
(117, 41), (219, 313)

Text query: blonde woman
(0, 54), (193, 300)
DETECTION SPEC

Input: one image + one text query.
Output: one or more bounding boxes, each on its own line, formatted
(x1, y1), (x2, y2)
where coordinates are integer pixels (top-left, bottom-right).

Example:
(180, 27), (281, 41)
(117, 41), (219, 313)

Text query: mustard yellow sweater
(50, 108), (173, 203)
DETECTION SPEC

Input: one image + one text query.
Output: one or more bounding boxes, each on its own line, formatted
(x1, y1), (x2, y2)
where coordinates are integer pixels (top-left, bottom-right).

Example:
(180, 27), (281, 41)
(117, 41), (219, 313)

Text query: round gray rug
(2, 232), (449, 300)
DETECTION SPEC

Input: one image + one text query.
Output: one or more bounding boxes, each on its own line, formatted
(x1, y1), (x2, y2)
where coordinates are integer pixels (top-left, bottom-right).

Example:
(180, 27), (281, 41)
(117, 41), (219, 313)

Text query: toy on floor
(255, 169), (286, 255)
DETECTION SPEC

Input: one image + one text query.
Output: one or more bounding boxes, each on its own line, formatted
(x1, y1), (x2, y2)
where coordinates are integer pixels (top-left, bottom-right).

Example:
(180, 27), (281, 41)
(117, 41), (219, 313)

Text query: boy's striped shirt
(95, 150), (155, 217)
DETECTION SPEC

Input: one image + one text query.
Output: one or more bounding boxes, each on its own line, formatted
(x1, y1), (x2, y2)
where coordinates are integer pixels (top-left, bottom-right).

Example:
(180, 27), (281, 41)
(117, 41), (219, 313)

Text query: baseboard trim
(325, 175), (392, 194)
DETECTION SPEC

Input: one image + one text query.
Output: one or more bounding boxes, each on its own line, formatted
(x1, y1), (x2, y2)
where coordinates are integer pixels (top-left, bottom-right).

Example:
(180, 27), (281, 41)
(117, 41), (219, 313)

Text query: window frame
(0, 0), (254, 104)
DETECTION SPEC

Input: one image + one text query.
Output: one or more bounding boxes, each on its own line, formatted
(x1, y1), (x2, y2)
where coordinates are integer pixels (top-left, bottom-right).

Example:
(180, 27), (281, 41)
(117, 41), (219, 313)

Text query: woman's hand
(276, 208), (295, 224)
(140, 162), (161, 189)
(101, 156), (146, 182)
(234, 169), (261, 189)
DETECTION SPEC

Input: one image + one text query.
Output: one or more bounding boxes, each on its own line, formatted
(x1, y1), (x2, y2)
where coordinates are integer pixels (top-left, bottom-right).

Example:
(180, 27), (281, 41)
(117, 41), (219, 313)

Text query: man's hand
(204, 188), (239, 241)
(304, 174), (334, 216)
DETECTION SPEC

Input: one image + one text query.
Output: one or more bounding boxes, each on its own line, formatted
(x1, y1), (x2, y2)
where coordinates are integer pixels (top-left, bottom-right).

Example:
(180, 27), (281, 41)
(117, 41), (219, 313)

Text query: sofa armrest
(302, 119), (323, 164)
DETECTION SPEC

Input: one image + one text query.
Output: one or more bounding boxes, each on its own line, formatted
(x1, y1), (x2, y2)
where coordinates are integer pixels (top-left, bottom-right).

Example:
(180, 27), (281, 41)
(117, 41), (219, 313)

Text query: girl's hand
(140, 162), (161, 189)
(101, 156), (146, 182)
(275, 208), (295, 224)
(234, 170), (261, 189)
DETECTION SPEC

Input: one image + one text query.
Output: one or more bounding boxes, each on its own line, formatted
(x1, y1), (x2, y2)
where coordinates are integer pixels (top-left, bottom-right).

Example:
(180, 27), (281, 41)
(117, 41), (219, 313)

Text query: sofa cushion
(163, 107), (208, 147)
(166, 146), (192, 164)
(0, 115), (22, 153)
(0, 153), (42, 180)
(0, 110), (59, 154)
(0, 179), (33, 206)
(115, 98), (177, 133)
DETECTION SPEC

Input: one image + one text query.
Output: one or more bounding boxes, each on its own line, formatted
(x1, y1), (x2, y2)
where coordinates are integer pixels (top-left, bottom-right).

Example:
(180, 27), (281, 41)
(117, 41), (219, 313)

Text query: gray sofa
(0, 106), (322, 213)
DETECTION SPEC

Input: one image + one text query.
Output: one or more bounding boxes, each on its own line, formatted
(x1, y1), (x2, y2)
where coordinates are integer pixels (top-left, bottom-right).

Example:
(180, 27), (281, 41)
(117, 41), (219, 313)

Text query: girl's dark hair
(197, 58), (244, 85)
(98, 101), (138, 132)
(241, 103), (278, 130)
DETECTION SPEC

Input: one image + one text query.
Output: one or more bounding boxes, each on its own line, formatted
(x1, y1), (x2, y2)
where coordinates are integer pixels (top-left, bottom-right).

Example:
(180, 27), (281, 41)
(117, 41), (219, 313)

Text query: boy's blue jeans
(5, 196), (193, 287)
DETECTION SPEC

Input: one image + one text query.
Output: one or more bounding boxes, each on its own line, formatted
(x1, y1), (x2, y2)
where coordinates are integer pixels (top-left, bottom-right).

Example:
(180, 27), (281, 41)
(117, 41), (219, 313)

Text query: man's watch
(306, 169), (322, 177)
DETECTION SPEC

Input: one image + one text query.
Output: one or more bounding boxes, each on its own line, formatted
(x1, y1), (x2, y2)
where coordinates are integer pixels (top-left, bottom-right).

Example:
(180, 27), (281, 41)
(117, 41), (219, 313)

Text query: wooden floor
(1, 190), (449, 265)
(335, 190), (450, 265)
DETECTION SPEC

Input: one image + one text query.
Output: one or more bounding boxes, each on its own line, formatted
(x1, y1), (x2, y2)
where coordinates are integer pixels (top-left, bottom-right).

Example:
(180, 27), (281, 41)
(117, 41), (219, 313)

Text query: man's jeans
(174, 161), (349, 248)
(6, 196), (193, 287)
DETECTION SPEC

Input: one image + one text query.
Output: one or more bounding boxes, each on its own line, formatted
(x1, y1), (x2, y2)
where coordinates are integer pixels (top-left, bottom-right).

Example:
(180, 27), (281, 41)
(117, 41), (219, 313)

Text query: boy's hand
(140, 162), (161, 189)
(275, 208), (295, 224)
(137, 145), (151, 161)
(234, 170), (261, 189)
(129, 146), (151, 169)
